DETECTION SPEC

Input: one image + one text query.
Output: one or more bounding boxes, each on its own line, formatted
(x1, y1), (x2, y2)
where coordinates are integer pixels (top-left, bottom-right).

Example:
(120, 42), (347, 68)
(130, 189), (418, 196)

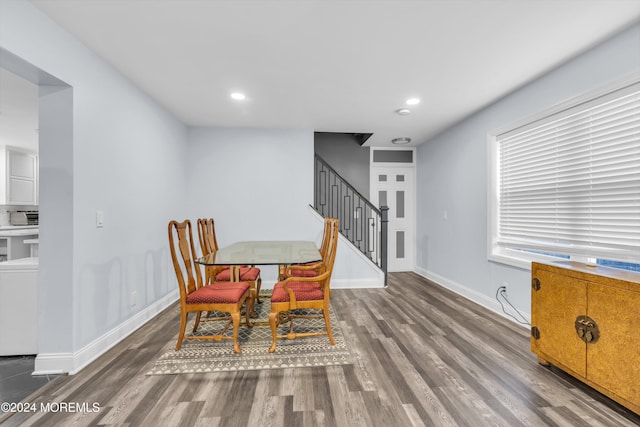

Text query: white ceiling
(9, 1), (640, 146)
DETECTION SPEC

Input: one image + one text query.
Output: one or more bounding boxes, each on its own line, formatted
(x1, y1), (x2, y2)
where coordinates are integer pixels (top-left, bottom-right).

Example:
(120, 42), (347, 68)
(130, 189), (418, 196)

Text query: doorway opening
(370, 148), (416, 272)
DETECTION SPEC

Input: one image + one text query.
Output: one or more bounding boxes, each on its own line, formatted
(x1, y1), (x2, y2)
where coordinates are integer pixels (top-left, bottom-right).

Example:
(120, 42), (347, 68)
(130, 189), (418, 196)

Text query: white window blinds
(496, 81), (640, 262)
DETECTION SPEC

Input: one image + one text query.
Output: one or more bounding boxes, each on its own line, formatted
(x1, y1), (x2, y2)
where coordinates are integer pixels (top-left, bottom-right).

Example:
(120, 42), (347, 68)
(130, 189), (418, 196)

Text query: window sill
(488, 249), (565, 272)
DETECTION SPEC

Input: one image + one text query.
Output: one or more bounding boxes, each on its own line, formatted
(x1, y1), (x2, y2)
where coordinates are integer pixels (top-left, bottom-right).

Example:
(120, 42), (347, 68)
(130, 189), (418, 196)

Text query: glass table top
(195, 240), (321, 266)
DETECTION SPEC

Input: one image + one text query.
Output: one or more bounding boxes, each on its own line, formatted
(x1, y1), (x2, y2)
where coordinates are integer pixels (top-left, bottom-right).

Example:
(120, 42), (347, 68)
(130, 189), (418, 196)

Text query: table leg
(230, 265), (258, 318)
(230, 265), (241, 282)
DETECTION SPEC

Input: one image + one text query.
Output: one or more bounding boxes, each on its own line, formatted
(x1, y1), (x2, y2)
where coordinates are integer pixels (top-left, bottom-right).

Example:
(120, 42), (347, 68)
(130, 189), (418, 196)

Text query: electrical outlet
(499, 283), (508, 298)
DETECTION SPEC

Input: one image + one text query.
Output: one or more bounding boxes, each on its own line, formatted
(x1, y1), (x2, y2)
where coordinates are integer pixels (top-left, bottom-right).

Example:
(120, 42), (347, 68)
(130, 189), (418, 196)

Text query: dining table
(195, 240), (322, 282)
(195, 240), (322, 322)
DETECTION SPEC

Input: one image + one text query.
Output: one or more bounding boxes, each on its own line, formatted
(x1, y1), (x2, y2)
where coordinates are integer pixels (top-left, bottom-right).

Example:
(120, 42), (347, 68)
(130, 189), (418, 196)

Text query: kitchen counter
(0, 228), (39, 262)
(0, 256), (39, 270)
(0, 225), (38, 230)
(0, 228), (39, 237)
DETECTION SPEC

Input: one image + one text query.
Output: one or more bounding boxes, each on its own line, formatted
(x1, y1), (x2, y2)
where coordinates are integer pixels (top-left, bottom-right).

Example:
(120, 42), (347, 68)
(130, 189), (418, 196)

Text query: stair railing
(313, 154), (388, 285)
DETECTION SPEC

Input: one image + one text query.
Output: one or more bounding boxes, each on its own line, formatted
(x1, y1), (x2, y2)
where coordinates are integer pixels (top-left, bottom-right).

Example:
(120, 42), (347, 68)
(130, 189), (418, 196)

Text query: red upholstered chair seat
(271, 281), (324, 303)
(215, 267), (260, 282)
(186, 282), (250, 305)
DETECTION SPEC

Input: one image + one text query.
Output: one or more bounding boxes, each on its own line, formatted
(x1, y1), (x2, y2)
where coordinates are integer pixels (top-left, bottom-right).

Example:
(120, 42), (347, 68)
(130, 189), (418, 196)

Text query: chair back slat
(197, 218), (219, 255)
(197, 218), (227, 283)
(319, 218), (332, 258)
(307, 217), (339, 291)
(169, 219), (203, 296)
(322, 218), (339, 287)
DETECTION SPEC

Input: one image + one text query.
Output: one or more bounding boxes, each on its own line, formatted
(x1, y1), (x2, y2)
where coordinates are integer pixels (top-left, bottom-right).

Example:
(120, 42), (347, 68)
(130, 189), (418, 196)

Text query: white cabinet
(1, 146), (38, 205)
(0, 236), (31, 260)
(7, 147), (38, 205)
(0, 265), (38, 355)
(0, 228), (39, 261)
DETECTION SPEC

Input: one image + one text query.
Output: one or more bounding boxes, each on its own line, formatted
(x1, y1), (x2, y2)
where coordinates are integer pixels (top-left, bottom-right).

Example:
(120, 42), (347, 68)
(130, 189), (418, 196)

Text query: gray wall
(186, 127), (382, 285)
(2, 1), (188, 373)
(315, 132), (370, 198)
(0, 1), (381, 374)
(415, 22), (640, 322)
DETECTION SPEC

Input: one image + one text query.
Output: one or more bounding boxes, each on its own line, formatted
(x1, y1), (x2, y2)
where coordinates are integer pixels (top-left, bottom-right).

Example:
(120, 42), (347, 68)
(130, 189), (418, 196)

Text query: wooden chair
(169, 219), (252, 353)
(197, 218), (262, 304)
(268, 218), (339, 353)
(280, 217), (337, 279)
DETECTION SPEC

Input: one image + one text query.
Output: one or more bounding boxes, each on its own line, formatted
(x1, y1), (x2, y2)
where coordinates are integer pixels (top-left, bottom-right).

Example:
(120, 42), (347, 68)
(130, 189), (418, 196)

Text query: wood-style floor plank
(2, 272), (639, 426)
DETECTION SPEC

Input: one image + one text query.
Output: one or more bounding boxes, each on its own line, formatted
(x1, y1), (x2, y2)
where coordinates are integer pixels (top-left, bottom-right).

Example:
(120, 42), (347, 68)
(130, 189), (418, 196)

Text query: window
(488, 77), (640, 270)
(372, 150), (413, 163)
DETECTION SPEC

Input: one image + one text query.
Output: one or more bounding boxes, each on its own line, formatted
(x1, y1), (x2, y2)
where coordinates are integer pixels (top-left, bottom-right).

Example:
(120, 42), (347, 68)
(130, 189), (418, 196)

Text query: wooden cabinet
(531, 261), (640, 414)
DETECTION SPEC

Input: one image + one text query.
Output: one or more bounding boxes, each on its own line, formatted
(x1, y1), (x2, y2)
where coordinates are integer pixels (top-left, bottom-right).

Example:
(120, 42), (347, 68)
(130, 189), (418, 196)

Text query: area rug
(147, 292), (352, 374)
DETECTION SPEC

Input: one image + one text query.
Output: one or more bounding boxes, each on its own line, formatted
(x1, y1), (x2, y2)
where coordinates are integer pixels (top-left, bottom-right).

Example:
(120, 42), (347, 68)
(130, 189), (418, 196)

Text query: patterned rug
(147, 292), (352, 374)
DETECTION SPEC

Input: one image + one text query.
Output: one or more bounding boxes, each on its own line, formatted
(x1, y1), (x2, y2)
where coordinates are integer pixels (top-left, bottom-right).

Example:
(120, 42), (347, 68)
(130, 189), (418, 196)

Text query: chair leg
(246, 289), (255, 327)
(323, 304), (335, 346)
(268, 311), (279, 353)
(255, 277), (263, 303)
(231, 311), (241, 354)
(176, 311), (188, 351)
(192, 311), (202, 333)
(248, 285), (257, 319)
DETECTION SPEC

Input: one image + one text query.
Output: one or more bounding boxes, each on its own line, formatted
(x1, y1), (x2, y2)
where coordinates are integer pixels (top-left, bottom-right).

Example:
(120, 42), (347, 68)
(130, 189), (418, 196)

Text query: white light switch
(96, 211), (105, 227)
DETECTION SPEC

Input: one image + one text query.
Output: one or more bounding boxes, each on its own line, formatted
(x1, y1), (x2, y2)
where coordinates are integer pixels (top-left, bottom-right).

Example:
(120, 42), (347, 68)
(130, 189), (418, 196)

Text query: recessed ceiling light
(230, 92), (246, 100)
(395, 108), (411, 115)
(406, 98), (420, 105)
(391, 137), (411, 145)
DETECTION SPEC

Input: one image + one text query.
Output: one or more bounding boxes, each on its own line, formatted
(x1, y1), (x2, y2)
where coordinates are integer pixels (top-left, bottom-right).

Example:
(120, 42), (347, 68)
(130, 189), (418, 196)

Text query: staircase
(312, 154), (388, 285)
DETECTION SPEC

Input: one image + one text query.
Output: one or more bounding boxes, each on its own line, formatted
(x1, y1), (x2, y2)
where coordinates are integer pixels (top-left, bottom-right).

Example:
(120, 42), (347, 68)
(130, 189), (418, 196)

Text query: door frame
(369, 147), (416, 272)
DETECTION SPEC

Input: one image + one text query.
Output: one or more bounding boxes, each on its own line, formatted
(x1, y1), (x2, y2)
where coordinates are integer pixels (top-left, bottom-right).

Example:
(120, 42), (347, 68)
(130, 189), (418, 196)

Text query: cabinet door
(587, 283), (640, 407)
(9, 150), (36, 179)
(8, 178), (35, 204)
(6, 149), (37, 205)
(533, 269), (587, 377)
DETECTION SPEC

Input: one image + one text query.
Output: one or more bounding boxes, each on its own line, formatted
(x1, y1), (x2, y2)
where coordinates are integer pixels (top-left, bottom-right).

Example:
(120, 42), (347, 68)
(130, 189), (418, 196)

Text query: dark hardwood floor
(2, 272), (639, 426)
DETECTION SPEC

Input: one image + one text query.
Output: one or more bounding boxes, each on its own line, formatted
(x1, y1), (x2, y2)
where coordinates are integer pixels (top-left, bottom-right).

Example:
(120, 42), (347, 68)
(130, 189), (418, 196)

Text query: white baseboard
(254, 276), (385, 291)
(414, 266), (530, 329)
(31, 352), (74, 376)
(331, 277), (385, 289)
(33, 289), (179, 376)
